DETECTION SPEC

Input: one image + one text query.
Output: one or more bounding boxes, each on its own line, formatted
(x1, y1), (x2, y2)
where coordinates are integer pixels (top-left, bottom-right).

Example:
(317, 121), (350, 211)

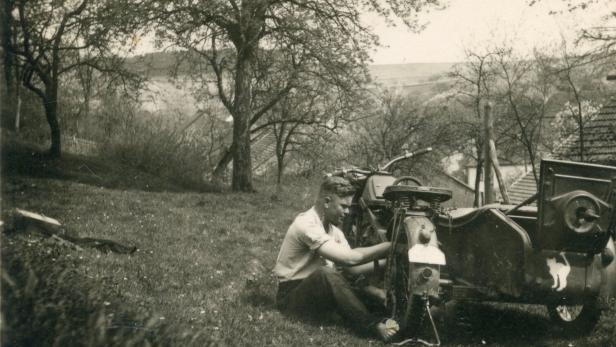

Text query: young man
(273, 176), (398, 341)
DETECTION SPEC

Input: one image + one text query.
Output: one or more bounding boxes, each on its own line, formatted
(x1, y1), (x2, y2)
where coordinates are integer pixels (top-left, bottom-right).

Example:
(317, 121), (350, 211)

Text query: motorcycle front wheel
(384, 226), (425, 337)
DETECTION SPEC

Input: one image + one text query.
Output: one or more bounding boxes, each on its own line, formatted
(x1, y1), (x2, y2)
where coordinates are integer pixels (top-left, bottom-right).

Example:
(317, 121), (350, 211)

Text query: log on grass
(6, 209), (136, 254)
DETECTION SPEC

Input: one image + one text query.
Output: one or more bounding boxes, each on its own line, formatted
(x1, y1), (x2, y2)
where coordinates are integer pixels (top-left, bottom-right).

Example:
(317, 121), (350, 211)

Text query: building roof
(507, 171), (537, 205)
(507, 98), (616, 204)
(553, 100), (616, 165)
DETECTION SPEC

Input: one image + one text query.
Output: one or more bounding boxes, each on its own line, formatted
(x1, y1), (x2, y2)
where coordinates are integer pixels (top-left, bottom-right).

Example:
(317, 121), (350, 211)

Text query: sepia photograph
(1, 0), (615, 346)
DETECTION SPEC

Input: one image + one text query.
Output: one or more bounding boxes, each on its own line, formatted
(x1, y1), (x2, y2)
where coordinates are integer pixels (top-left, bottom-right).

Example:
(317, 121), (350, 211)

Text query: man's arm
(344, 259), (387, 276)
(317, 240), (391, 267)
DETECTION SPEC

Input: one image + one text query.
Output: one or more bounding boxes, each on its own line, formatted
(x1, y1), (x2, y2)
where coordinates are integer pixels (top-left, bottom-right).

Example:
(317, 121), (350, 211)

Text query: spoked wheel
(546, 298), (601, 336)
(385, 225), (425, 337)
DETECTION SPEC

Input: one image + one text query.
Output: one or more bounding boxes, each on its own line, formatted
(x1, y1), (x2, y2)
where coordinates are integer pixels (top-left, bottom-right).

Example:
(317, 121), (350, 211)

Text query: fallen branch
(4, 209), (137, 254)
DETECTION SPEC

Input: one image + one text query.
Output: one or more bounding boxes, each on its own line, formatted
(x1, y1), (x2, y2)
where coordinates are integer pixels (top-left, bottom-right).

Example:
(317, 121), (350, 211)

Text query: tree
(492, 47), (553, 183)
(449, 44), (555, 203)
(348, 89), (458, 180)
(449, 49), (499, 206)
(536, 42), (614, 161)
(264, 76), (367, 185)
(1, 0), (20, 130)
(529, 0), (616, 57)
(8, 0), (141, 157)
(153, 0), (444, 192)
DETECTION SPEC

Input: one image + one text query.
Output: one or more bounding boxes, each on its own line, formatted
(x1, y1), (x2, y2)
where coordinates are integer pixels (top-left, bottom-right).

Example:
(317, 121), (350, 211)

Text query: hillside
(127, 52), (455, 115)
(368, 62), (454, 88)
(126, 52), (455, 89)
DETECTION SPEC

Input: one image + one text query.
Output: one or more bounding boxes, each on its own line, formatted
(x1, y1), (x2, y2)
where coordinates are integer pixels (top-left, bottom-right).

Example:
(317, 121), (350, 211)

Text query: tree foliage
(449, 37), (614, 206)
(529, 0), (616, 55)
(261, 70), (369, 185)
(150, 0), (445, 191)
(346, 88), (458, 180)
(6, 0), (142, 157)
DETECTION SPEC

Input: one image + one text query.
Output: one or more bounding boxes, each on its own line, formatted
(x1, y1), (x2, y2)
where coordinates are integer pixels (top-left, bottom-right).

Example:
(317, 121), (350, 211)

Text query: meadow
(2, 137), (615, 346)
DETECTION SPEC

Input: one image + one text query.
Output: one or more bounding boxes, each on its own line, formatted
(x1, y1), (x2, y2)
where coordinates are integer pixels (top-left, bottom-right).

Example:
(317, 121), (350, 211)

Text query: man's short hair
(318, 176), (356, 198)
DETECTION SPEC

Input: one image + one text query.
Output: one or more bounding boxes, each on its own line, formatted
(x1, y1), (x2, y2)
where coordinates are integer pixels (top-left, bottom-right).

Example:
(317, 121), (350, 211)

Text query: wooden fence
(56, 135), (100, 156)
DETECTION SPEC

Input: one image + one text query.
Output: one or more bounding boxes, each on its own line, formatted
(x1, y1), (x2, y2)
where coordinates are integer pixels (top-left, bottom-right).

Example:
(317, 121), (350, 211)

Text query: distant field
(127, 52), (456, 115)
(127, 52), (456, 85)
(368, 62), (455, 87)
(2, 139), (614, 346)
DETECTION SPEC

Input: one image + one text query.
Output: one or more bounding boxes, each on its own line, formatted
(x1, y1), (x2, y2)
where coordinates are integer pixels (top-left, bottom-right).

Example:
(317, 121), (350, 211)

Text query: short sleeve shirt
(273, 207), (351, 282)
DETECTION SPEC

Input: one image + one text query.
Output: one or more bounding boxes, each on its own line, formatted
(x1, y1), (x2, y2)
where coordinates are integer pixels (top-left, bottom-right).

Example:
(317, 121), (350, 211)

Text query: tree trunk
(276, 153), (284, 185)
(44, 93), (61, 158)
(473, 140), (483, 207)
(212, 144), (234, 179)
(231, 111), (253, 191)
(578, 113), (584, 162)
(229, 43), (255, 192)
(1, 0), (17, 130)
(483, 103), (494, 204)
(484, 103), (509, 203)
(490, 141), (509, 204)
(15, 82), (21, 131)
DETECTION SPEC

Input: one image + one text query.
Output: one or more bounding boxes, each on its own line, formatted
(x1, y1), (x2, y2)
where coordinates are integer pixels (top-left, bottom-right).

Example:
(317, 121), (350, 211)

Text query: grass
(1, 136), (615, 346)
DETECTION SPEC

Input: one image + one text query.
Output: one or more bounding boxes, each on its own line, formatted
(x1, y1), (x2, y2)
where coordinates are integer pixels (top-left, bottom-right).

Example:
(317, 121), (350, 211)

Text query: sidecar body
(434, 159), (616, 307)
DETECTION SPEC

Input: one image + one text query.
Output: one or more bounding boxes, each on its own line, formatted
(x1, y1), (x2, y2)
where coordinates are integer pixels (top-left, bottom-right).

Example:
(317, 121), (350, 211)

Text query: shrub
(90, 91), (228, 190)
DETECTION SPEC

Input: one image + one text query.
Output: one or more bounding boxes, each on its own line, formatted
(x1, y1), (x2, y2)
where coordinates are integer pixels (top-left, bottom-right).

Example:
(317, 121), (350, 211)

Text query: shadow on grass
(437, 301), (555, 346)
(1, 134), (220, 193)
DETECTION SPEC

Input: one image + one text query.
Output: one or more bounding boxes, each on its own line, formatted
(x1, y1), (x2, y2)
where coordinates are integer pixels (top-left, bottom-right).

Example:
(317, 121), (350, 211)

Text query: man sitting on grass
(273, 176), (398, 341)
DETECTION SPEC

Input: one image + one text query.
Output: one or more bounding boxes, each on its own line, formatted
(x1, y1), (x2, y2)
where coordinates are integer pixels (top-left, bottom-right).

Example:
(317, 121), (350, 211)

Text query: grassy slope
(2, 139), (615, 346)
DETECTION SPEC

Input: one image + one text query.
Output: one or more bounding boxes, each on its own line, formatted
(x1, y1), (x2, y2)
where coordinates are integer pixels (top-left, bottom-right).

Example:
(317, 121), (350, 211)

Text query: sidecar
(430, 159), (616, 334)
(382, 160), (616, 340)
(341, 157), (615, 338)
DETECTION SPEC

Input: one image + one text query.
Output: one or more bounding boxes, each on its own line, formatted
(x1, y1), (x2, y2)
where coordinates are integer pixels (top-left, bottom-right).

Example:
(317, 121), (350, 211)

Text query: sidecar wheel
(546, 299), (600, 336)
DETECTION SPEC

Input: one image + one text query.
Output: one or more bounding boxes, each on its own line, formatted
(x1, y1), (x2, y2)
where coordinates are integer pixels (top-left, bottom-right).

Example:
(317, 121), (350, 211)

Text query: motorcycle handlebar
(326, 147), (433, 178)
(380, 147), (432, 171)
(326, 168), (373, 178)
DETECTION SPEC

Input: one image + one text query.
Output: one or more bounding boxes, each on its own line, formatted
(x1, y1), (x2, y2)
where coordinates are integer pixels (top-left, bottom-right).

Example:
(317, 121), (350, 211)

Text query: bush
(89, 90), (229, 189)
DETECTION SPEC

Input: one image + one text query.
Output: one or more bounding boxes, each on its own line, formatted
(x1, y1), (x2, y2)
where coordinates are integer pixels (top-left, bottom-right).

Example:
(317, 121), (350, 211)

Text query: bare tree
(264, 77), (367, 185)
(348, 89), (458, 180)
(492, 47), (550, 182)
(536, 41), (614, 161)
(449, 50), (499, 206)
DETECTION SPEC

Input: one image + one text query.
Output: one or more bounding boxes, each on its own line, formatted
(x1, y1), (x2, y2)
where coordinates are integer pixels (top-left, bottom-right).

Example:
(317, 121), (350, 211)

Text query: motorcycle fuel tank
(362, 175), (396, 206)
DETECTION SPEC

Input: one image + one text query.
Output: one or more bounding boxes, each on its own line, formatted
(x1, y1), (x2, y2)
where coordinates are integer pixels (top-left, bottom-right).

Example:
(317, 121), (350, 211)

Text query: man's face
(324, 195), (352, 227)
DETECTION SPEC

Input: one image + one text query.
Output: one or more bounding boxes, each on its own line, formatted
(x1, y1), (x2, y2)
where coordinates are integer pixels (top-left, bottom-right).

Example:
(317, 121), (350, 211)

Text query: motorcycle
(330, 147), (450, 343)
(329, 153), (616, 345)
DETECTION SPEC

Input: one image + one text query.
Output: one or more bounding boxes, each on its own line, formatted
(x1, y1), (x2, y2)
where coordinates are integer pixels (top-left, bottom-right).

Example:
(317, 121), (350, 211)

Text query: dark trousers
(276, 266), (379, 332)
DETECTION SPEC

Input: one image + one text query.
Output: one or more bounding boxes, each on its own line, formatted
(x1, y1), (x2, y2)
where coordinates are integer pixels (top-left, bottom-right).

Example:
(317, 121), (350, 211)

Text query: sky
(364, 0), (614, 64)
(133, 0), (614, 65)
